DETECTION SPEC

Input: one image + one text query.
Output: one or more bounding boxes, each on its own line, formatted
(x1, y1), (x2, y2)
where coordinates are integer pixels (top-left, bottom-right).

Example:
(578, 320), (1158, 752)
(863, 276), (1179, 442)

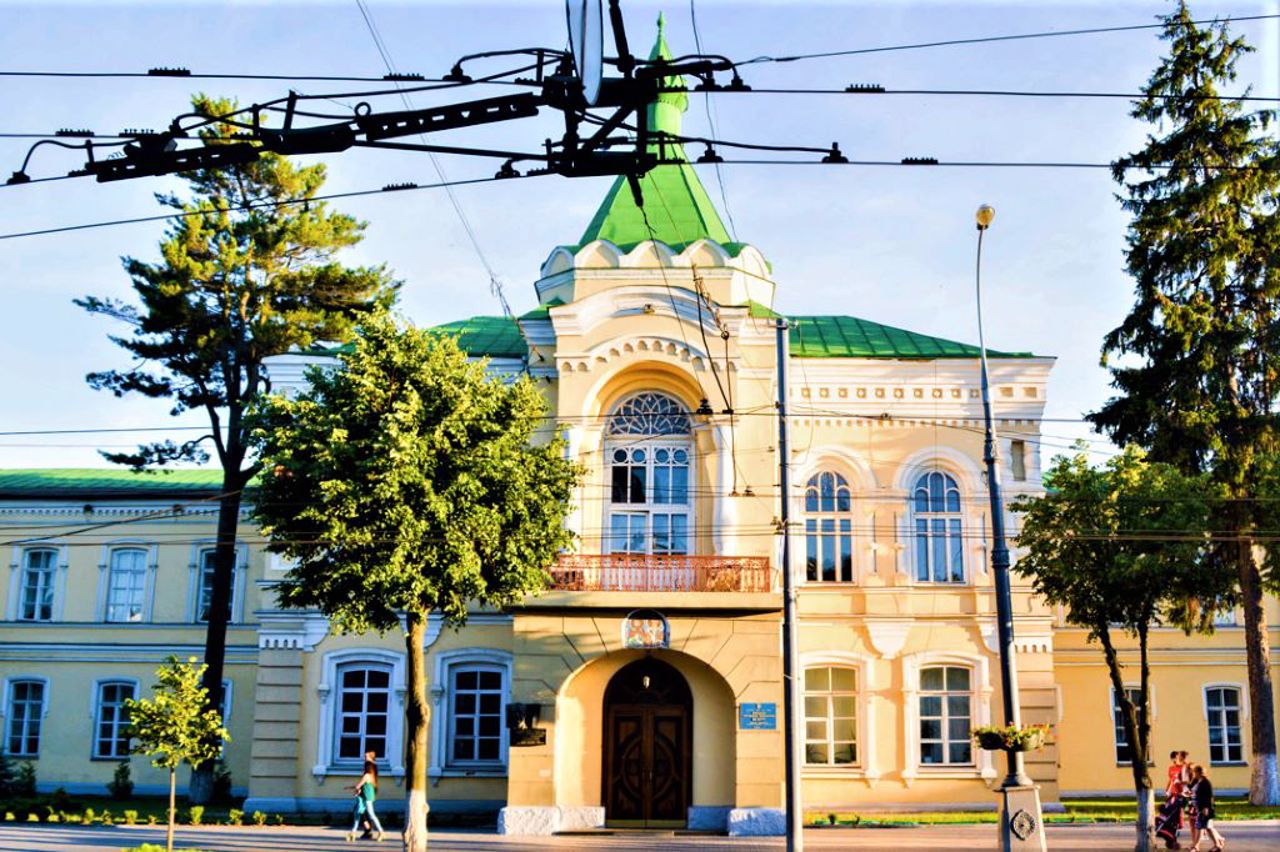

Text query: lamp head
(975, 204), (996, 231)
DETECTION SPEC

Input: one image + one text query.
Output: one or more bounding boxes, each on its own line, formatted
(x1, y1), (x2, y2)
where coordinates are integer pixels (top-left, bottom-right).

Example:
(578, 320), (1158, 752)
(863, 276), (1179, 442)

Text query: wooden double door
(603, 658), (692, 827)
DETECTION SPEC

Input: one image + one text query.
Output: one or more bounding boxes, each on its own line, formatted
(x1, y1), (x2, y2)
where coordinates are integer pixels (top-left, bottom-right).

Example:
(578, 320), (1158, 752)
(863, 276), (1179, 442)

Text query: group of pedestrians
(1156, 750), (1225, 851)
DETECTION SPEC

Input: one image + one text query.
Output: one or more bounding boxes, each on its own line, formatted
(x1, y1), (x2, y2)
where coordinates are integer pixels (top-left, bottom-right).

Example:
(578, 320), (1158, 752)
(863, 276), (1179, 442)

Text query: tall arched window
(606, 393), (693, 555)
(804, 472), (853, 583)
(911, 471), (964, 583)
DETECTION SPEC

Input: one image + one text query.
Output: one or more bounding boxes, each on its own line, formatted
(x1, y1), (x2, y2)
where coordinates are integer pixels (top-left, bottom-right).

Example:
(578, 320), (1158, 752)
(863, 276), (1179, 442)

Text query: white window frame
(429, 648), (512, 779)
(917, 665), (976, 767)
(800, 651), (878, 780)
(902, 652), (995, 784)
(603, 393), (695, 558)
(314, 649), (405, 779)
(1110, 684), (1155, 765)
(1202, 683), (1247, 766)
(802, 664), (860, 768)
(803, 471), (856, 584)
(909, 471), (967, 584)
(96, 541), (158, 623)
(187, 541), (248, 624)
(2, 676), (49, 758)
(91, 678), (139, 760)
(7, 543), (69, 621)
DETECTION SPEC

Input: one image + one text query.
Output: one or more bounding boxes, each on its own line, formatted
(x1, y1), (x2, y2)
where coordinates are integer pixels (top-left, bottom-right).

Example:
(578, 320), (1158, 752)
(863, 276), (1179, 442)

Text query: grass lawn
(806, 796), (1280, 827)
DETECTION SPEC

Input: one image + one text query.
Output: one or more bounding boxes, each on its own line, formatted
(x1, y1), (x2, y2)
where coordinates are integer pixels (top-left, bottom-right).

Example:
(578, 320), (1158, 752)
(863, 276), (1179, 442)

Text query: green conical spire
(572, 14), (734, 253)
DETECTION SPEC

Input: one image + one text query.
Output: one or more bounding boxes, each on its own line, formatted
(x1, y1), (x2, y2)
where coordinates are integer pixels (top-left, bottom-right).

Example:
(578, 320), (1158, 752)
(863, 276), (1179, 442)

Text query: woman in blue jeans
(347, 759), (384, 842)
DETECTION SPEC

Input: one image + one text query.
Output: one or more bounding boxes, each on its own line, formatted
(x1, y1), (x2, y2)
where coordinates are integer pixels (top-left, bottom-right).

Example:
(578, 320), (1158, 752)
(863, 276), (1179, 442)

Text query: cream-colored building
(1, 22), (1275, 836)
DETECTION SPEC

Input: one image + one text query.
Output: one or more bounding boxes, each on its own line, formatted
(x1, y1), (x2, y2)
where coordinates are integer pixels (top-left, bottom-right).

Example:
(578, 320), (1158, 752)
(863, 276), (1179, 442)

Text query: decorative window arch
(605, 393), (694, 556)
(607, 392), (692, 436)
(314, 649), (406, 779)
(911, 471), (965, 583)
(429, 649), (512, 779)
(804, 472), (853, 583)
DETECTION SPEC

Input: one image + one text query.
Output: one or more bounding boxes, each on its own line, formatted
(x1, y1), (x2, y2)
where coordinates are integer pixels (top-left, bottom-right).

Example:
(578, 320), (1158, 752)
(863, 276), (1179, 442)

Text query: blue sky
(0, 0), (1277, 468)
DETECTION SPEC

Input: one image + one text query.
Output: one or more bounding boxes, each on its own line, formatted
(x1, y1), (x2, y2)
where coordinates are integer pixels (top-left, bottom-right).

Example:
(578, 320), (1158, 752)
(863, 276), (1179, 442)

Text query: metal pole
(974, 222), (1031, 790)
(776, 318), (803, 852)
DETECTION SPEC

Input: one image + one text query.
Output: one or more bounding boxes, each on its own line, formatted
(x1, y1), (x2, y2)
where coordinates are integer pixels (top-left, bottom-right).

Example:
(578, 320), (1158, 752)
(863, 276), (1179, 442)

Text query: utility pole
(776, 318), (803, 852)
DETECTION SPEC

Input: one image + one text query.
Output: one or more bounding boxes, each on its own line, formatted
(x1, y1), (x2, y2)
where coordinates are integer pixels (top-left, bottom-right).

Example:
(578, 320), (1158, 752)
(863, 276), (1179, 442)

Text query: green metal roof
(569, 15), (734, 254)
(0, 468), (224, 498)
(430, 316), (526, 359)
(786, 314), (1036, 359)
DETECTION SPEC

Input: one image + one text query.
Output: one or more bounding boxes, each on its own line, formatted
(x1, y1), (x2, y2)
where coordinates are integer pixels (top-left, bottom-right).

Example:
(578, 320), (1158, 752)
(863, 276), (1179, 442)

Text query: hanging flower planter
(972, 724), (1050, 752)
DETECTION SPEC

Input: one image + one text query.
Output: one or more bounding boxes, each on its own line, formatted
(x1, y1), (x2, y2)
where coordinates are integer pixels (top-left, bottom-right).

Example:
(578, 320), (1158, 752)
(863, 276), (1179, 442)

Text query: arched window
(804, 472), (853, 583)
(18, 548), (57, 622)
(605, 393), (693, 555)
(911, 472), (964, 583)
(334, 663), (392, 763)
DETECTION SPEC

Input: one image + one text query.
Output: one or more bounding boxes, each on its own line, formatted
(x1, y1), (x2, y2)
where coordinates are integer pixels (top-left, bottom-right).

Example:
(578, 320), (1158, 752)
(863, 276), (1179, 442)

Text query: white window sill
(802, 766), (868, 779)
(429, 766), (508, 779)
(913, 766), (982, 779)
(314, 765), (406, 780)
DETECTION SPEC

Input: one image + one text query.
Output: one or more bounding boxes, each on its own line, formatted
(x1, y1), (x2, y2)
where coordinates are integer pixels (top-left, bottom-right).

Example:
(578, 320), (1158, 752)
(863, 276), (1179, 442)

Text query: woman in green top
(347, 759), (384, 842)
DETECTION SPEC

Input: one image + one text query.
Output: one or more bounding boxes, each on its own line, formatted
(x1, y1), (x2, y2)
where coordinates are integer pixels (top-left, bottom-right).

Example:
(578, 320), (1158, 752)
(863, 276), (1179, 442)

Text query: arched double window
(911, 472), (965, 583)
(605, 393), (693, 555)
(804, 472), (853, 583)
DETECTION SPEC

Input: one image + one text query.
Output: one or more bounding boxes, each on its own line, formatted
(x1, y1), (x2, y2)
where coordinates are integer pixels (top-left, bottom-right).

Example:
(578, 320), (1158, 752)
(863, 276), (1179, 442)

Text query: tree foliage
(1015, 447), (1230, 851)
(1088, 2), (1280, 804)
(76, 93), (398, 801)
(249, 311), (579, 851)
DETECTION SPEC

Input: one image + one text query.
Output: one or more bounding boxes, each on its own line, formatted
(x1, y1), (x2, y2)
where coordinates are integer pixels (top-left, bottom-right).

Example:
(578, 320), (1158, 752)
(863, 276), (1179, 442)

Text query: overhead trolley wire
(731, 12), (1280, 65)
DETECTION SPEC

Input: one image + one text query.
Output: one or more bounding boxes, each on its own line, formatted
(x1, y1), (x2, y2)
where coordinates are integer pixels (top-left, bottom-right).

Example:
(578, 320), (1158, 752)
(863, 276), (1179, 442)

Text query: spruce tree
(77, 94), (398, 801)
(1090, 2), (1280, 803)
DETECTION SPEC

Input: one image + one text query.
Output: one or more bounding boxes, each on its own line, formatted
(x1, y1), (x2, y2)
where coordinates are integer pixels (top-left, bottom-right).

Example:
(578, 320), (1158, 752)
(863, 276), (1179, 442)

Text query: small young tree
(249, 312), (579, 852)
(1014, 447), (1231, 852)
(125, 657), (229, 852)
(77, 94), (398, 802)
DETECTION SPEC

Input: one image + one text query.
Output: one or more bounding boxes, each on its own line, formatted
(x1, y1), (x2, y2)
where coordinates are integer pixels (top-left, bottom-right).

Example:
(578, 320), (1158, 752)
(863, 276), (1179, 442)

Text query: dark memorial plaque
(510, 726), (547, 747)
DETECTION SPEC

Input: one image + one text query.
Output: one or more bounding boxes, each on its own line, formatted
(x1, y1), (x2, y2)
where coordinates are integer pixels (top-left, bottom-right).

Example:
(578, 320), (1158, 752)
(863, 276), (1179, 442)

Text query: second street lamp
(973, 205), (1046, 852)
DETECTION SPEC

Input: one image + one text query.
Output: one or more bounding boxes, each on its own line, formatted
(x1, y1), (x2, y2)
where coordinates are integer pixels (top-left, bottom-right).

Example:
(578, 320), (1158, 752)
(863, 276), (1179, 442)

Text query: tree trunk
(167, 767), (176, 852)
(1238, 536), (1280, 804)
(1099, 627), (1154, 852)
(1134, 787), (1155, 852)
(190, 469), (246, 804)
(403, 613), (430, 852)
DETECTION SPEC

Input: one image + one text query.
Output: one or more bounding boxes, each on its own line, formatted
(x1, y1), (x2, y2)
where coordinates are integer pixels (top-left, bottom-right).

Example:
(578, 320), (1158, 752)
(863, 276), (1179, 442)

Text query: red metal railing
(549, 554), (775, 593)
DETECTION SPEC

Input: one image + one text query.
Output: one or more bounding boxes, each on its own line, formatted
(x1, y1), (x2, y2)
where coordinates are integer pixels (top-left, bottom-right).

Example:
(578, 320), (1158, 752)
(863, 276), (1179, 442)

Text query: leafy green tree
(76, 94), (398, 800)
(125, 657), (230, 852)
(1014, 447), (1229, 852)
(249, 312), (579, 852)
(1090, 2), (1280, 804)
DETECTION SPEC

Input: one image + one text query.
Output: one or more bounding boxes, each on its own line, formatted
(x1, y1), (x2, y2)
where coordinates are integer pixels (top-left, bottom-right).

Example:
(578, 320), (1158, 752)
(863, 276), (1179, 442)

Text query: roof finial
(657, 11), (665, 35)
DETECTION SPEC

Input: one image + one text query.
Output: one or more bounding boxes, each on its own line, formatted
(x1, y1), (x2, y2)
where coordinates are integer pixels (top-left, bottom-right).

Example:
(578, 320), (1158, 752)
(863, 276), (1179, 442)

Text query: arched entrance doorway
(602, 657), (692, 827)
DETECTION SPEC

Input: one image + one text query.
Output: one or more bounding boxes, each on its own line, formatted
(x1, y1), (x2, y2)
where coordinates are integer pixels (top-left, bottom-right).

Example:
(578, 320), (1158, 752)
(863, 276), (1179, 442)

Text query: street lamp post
(973, 205), (1046, 852)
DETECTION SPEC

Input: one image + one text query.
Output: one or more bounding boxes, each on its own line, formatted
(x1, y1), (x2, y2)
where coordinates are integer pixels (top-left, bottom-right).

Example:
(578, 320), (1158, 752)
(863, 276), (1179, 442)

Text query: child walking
(1188, 763), (1225, 852)
(347, 759), (385, 842)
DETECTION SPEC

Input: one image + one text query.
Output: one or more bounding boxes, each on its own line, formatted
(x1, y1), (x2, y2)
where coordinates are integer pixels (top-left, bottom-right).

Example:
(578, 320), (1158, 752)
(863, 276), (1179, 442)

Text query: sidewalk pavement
(0, 821), (1277, 852)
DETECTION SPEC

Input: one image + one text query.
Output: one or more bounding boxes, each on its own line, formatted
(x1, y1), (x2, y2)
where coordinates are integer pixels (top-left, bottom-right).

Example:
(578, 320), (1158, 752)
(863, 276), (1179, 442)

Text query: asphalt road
(1, 822), (1278, 852)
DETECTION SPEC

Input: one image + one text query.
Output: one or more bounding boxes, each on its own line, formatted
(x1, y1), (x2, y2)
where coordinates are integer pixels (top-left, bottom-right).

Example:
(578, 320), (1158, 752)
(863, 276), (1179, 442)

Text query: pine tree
(1090, 2), (1280, 804)
(76, 94), (398, 801)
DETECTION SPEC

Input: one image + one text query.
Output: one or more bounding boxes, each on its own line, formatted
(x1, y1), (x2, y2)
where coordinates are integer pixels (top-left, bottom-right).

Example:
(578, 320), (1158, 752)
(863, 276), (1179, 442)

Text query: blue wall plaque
(738, 702), (777, 730)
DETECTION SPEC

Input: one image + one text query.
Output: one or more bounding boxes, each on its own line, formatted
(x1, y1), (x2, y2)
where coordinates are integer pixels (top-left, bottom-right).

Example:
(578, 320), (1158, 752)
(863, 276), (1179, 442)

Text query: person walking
(347, 759), (385, 842)
(1156, 750), (1187, 849)
(1188, 763), (1225, 852)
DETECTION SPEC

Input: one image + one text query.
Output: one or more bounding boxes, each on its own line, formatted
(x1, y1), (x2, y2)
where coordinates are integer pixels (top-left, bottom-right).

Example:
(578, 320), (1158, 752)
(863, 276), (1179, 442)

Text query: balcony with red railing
(527, 554), (779, 609)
